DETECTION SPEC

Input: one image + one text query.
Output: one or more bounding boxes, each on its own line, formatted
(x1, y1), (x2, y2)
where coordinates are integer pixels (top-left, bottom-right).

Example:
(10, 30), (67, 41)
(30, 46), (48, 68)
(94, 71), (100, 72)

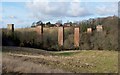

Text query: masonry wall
(58, 27), (64, 46)
(12, 26), (81, 48)
(74, 27), (80, 47)
(7, 24), (14, 32)
(14, 26), (79, 48)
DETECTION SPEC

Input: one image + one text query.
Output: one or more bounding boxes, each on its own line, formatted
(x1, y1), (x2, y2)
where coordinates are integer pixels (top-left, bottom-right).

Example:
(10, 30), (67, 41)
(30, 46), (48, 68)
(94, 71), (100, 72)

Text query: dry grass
(2, 46), (118, 73)
(2, 54), (66, 73)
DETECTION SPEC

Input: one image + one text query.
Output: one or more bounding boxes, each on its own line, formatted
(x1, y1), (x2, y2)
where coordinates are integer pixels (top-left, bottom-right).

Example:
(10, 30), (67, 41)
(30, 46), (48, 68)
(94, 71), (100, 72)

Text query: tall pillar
(87, 28), (92, 33)
(7, 24), (14, 32)
(58, 27), (64, 47)
(36, 25), (43, 45)
(96, 25), (103, 32)
(74, 27), (80, 47)
(36, 25), (43, 35)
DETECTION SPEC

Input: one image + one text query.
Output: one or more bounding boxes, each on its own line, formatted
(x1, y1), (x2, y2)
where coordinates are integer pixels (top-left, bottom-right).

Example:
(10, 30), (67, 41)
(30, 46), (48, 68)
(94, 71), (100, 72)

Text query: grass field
(2, 46), (118, 73)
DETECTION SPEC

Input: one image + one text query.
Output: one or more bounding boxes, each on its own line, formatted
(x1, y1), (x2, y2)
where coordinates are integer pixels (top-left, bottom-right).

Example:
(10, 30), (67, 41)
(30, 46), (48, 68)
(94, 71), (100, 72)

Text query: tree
(56, 20), (63, 26)
(36, 20), (43, 26)
(56, 20), (62, 24)
(46, 22), (52, 27)
(80, 24), (88, 32)
(69, 22), (72, 26)
(46, 22), (51, 25)
(31, 22), (36, 27)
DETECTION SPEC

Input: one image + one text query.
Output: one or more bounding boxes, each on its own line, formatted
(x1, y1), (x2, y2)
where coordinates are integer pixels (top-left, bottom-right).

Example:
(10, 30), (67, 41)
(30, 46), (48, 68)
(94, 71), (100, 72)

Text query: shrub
(64, 34), (74, 50)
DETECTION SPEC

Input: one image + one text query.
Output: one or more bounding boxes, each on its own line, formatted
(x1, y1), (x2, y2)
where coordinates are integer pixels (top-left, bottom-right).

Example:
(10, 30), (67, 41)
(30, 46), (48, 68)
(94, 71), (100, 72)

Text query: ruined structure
(96, 25), (103, 32)
(58, 27), (64, 47)
(74, 27), (80, 47)
(36, 25), (43, 35)
(7, 24), (14, 32)
(87, 28), (92, 33)
(35, 25), (43, 44)
(6, 23), (105, 49)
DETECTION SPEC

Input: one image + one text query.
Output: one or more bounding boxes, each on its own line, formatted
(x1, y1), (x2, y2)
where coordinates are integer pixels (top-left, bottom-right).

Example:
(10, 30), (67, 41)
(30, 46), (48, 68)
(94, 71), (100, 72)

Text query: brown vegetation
(2, 16), (119, 51)
(2, 46), (118, 73)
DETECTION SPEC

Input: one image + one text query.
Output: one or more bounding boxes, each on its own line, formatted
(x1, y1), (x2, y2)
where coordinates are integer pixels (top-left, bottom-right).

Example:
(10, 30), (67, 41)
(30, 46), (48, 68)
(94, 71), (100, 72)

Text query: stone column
(36, 25), (43, 46)
(87, 28), (92, 33)
(36, 25), (43, 35)
(74, 27), (80, 47)
(58, 27), (64, 47)
(96, 25), (103, 32)
(7, 24), (14, 32)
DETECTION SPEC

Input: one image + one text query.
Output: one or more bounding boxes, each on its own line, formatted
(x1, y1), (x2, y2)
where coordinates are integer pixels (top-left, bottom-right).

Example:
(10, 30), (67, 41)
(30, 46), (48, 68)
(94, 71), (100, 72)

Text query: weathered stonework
(7, 24), (14, 32)
(36, 25), (43, 35)
(58, 27), (64, 46)
(36, 25), (43, 45)
(96, 25), (103, 32)
(87, 28), (92, 33)
(74, 27), (80, 47)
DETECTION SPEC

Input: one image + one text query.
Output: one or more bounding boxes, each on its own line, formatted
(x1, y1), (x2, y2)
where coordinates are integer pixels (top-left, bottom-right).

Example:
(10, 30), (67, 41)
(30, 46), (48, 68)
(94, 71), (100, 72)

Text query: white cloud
(9, 15), (17, 19)
(26, 0), (91, 20)
(67, 2), (91, 17)
(27, 0), (68, 16)
(28, 13), (54, 21)
(96, 3), (118, 16)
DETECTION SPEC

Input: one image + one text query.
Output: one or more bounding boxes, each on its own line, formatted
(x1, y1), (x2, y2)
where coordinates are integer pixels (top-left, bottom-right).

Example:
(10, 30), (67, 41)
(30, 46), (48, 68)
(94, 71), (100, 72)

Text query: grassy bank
(2, 46), (118, 73)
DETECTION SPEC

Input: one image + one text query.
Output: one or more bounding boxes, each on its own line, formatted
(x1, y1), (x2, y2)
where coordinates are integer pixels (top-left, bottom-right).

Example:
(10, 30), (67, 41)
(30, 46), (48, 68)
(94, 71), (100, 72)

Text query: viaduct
(7, 24), (103, 48)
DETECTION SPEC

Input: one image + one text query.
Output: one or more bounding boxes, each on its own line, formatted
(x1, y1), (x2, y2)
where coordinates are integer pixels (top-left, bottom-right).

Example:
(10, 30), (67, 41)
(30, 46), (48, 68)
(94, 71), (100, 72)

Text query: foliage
(2, 16), (119, 51)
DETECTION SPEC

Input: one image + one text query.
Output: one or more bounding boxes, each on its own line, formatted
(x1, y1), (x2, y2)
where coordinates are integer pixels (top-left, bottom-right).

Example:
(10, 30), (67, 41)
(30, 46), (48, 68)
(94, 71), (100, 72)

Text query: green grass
(51, 50), (118, 73)
(52, 51), (80, 56)
(54, 52), (73, 56)
(2, 46), (118, 73)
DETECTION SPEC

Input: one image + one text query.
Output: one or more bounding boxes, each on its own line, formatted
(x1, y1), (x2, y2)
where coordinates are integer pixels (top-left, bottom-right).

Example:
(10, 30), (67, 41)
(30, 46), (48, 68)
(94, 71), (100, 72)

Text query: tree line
(2, 16), (119, 51)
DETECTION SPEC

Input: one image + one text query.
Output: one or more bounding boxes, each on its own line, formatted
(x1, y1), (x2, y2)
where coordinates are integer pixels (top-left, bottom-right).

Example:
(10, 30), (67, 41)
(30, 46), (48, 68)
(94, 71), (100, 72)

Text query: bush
(2, 29), (20, 46)
(42, 29), (58, 50)
(64, 34), (74, 50)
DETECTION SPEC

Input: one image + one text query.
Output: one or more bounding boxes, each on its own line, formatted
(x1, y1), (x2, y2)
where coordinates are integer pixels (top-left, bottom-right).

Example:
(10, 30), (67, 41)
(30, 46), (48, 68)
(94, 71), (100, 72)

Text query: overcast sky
(0, 0), (119, 28)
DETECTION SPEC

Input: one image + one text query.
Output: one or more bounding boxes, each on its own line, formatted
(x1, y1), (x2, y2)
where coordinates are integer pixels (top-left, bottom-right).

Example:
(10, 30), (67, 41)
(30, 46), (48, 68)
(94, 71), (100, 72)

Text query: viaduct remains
(7, 24), (103, 48)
